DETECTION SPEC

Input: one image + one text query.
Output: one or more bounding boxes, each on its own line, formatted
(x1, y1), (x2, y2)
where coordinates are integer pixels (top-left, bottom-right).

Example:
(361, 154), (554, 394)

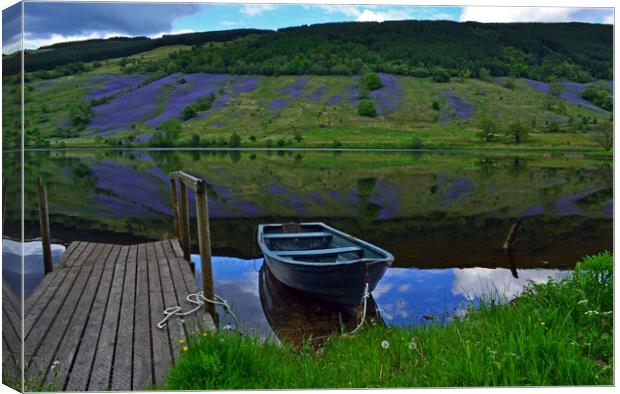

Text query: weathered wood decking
(2, 279), (21, 378)
(24, 239), (215, 391)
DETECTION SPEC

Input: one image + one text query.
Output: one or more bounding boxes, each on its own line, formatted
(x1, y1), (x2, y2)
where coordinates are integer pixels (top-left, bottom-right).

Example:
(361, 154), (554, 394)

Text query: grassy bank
(163, 252), (613, 389)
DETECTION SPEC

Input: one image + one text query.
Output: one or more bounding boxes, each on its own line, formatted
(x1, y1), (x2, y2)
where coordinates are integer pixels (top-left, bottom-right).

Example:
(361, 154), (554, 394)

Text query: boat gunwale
(257, 222), (395, 268)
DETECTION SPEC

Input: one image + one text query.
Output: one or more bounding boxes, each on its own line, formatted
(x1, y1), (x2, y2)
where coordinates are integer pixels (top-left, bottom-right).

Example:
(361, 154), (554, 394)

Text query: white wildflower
(381, 340), (390, 350)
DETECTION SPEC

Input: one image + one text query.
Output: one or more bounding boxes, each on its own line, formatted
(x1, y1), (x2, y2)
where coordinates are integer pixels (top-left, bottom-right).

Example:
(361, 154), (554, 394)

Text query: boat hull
(264, 254), (390, 306)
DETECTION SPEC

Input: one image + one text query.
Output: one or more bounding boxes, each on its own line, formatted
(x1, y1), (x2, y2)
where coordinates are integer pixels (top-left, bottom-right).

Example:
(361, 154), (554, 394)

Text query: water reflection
(2, 239), (66, 297)
(258, 264), (383, 348)
(191, 254), (571, 344)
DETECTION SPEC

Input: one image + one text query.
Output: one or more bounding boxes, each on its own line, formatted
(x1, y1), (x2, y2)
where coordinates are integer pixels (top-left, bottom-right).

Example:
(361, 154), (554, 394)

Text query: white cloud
(23, 29), (195, 50)
(240, 4), (275, 17)
(307, 5), (412, 23)
(220, 21), (239, 26)
(460, 6), (611, 23)
(603, 14), (614, 24)
(24, 31), (126, 50)
(451, 267), (570, 301)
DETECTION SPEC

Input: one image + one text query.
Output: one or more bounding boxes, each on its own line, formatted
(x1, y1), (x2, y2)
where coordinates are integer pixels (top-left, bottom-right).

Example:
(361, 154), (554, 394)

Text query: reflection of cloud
(372, 282), (393, 299)
(452, 268), (570, 301)
(398, 284), (412, 293)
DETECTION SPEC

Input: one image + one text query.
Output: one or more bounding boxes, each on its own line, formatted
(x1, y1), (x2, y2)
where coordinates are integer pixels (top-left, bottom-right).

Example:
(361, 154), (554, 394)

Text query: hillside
(7, 20), (613, 82)
(2, 47), (612, 151)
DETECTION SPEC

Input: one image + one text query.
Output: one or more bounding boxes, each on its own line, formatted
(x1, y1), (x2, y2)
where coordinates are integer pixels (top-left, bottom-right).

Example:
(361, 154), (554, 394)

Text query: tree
(477, 117), (499, 142)
(593, 121), (613, 151)
(191, 134), (201, 146)
(229, 132), (241, 147)
(432, 68), (450, 83)
(362, 72), (383, 91)
(478, 67), (492, 82)
(357, 99), (377, 117)
(508, 121), (529, 144)
(182, 106), (197, 120)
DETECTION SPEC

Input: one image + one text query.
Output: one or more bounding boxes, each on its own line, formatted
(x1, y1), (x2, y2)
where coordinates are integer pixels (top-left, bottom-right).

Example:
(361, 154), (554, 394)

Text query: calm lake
(3, 149), (612, 344)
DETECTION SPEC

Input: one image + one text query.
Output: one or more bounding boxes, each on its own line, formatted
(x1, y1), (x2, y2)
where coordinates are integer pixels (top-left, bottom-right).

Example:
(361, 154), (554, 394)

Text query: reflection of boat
(259, 264), (383, 348)
(257, 222), (394, 306)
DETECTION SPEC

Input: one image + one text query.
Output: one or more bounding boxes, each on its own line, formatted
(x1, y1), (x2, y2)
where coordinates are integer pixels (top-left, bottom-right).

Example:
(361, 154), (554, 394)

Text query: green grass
(162, 252), (613, 389)
(6, 44), (612, 151)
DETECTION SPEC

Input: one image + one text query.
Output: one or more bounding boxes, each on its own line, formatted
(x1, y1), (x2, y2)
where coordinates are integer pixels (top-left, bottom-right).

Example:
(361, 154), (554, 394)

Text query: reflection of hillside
(5, 150), (612, 270)
(14, 213), (612, 270)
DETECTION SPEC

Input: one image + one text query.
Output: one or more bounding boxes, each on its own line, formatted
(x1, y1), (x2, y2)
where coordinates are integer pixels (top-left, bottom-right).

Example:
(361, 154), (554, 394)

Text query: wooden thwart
(24, 240), (215, 391)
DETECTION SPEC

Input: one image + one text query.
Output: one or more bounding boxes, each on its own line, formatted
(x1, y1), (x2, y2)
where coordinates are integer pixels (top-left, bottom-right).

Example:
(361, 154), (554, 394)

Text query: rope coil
(157, 291), (240, 329)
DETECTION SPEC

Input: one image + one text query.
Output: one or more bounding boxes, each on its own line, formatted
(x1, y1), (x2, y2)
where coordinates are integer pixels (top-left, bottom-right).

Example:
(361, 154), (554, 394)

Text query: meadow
(3, 44), (612, 152)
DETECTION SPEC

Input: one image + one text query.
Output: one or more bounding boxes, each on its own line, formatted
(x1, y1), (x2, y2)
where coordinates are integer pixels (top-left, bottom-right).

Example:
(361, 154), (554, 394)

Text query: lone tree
(362, 72), (383, 91)
(477, 117), (499, 142)
(508, 121), (529, 144)
(593, 121), (613, 151)
(357, 99), (377, 117)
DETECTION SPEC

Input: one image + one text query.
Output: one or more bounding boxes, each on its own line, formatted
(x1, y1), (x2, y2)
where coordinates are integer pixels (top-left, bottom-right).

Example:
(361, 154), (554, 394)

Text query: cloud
(309, 5), (413, 23)
(220, 21), (239, 27)
(240, 4), (275, 17)
(460, 6), (613, 24)
(22, 2), (201, 49)
(2, 2), (21, 54)
(451, 267), (570, 301)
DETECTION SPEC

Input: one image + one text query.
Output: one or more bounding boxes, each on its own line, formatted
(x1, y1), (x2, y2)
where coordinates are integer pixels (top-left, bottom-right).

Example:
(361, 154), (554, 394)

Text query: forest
(4, 20), (612, 82)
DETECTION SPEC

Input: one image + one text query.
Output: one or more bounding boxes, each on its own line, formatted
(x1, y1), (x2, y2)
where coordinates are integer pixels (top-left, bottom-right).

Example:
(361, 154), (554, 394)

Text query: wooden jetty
(17, 171), (218, 391)
(24, 239), (215, 391)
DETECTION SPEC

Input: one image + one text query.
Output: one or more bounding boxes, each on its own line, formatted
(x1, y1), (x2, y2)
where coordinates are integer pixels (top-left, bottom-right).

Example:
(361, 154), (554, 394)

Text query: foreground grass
(163, 252), (613, 389)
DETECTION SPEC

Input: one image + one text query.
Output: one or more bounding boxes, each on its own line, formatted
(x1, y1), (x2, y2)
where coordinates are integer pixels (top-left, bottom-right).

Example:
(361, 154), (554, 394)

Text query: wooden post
(37, 177), (53, 275)
(2, 178), (6, 233)
(194, 179), (216, 317)
(169, 174), (181, 241)
(178, 181), (191, 261)
(503, 218), (522, 251)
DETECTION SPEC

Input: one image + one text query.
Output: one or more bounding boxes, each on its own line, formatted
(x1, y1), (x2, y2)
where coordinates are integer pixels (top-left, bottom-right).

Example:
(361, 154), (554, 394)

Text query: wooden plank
(24, 243), (99, 366)
(25, 241), (87, 325)
(132, 243), (153, 389)
(44, 243), (116, 389)
(162, 240), (202, 337)
(154, 241), (186, 363)
(54, 241), (81, 269)
(2, 307), (21, 369)
(26, 244), (112, 385)
(64, 245), (122, 391)
(88, 245), (129, 391)
(111, 244), (138, 391)
(170, 239), (184, 259)
(146, 242), (173, 385)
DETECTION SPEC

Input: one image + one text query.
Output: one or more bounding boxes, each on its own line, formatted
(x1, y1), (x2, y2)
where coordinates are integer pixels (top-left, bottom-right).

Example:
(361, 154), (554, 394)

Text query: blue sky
(2, 2), (614, 54)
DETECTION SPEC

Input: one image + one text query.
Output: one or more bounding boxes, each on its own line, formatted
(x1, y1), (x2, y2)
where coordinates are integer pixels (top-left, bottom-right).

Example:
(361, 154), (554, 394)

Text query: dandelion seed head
(381, 340), (390, 350)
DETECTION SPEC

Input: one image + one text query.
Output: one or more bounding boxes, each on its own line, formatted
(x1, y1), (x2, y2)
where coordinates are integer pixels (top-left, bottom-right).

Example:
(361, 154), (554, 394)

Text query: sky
(2, 2), (615, 55)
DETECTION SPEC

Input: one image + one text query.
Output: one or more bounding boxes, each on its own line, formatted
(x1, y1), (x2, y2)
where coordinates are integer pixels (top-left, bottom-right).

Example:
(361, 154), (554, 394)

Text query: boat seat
(274, 246), (362, 257)
(263, 232), (332, 239)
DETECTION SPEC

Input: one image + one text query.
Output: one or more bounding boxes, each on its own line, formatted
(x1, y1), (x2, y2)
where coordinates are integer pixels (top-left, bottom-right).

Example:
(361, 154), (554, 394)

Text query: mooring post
(194, 179), (216, 317)
(178, 181), (191, 261)
(169, 174), (181, 241)
(2, 178), (6, 233)
(37, 177), (53, 275)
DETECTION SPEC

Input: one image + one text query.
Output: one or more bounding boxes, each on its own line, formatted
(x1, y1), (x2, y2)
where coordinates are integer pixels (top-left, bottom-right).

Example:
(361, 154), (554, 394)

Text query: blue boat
(257, 222), (394, 306)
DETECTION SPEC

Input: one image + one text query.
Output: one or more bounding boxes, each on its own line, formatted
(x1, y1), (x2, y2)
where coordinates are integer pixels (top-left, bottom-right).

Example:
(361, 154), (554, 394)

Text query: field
(3, 45), (612, 151)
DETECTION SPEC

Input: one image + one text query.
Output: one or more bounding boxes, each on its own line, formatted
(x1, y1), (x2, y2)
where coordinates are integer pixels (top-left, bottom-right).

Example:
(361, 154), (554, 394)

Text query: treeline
(2, 29), (271, 75)
(125, 20), (612, 82)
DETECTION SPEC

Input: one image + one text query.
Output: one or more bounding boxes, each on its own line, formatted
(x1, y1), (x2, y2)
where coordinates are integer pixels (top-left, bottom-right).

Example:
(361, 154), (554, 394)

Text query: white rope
(346, 282), (370, 335)
(157, 291), (240, 329)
